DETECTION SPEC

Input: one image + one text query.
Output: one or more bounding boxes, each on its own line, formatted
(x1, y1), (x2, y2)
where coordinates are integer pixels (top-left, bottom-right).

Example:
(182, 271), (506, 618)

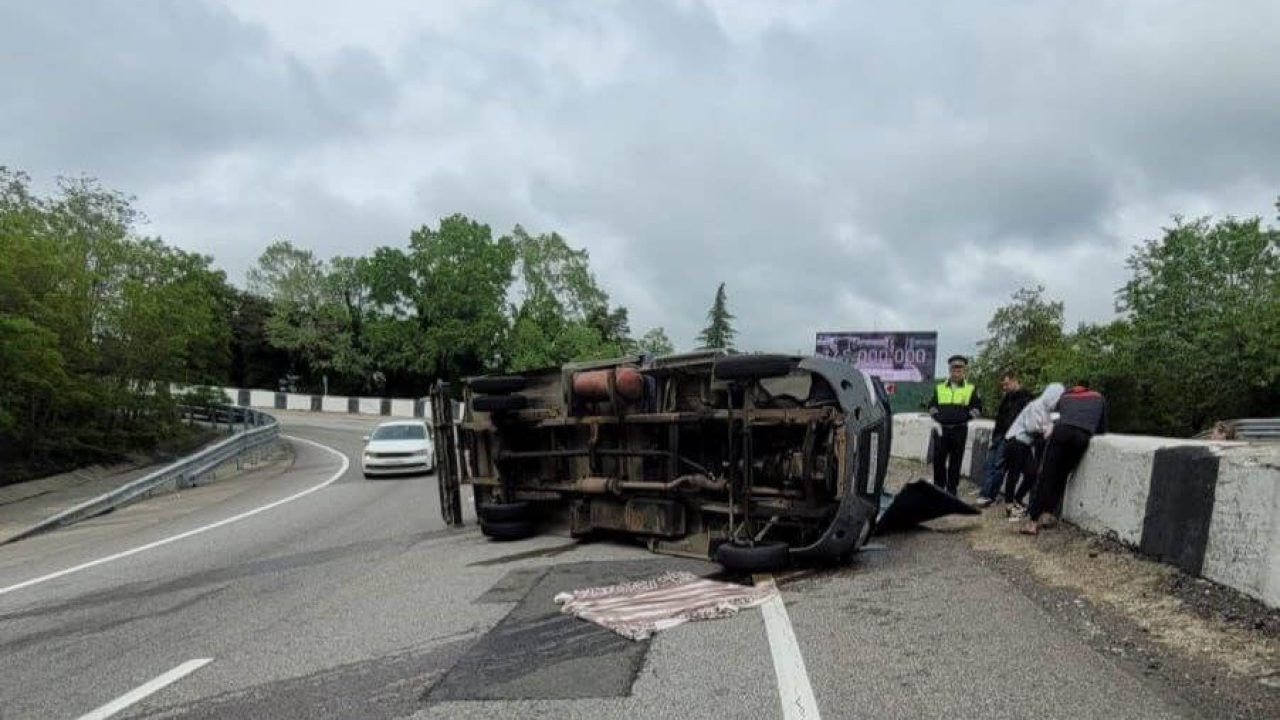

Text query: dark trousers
(1028, 425), (1092, 521)
(932, 424), (968, 495)
(1001, 437), (1042, 504)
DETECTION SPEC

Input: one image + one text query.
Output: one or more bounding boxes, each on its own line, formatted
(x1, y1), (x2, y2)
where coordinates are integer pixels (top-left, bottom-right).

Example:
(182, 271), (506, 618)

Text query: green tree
(971, 286), (1067, 404)
(587, 304), (632, 350)
(0, 168), (235, 480)
(504, 226), (626, 370)
(637, 327), (675, 355)
(366, 215), (517, 381)
(248, 240), (336, 381)
(696, 282), (736, 350)
(227, 289), (290, 390)
(1117, 215), (1280, 434)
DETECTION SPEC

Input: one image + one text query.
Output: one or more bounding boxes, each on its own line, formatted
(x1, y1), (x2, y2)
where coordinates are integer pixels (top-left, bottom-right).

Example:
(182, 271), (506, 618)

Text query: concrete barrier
(321, 395), (348, 413)
(1201, 447), (1280, 607)
(893, 413), (991, 476)
(1063, 435), (1203, 546)
(890, 412), (1280, 608)
(169, 383), (437, 421)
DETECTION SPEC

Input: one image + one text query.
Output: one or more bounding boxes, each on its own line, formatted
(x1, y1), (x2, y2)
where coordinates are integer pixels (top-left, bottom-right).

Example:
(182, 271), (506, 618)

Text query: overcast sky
(3, 1), (1278, 365)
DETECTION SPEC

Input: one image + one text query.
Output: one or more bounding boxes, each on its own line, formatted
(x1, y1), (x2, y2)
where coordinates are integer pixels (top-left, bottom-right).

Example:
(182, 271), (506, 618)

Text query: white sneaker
(1007, 504), (1028, 522)
(975, 496), (995, 508)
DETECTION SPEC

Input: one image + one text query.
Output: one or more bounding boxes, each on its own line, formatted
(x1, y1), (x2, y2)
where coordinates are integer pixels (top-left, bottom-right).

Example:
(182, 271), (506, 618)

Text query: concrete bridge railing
(891, 412), (1280, 609)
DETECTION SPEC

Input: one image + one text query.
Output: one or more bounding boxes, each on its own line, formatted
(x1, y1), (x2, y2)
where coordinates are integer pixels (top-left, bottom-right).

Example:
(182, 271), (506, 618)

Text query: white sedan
(361, 420), (435, 478)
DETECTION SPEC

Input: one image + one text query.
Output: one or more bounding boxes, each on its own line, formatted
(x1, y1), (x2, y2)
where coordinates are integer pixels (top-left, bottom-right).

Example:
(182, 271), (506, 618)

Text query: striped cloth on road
(554, 570), (776, 641)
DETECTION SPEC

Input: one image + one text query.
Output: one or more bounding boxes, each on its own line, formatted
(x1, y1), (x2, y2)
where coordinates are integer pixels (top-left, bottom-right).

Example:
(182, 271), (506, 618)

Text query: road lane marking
(77, 658), (212, 720)
(754, 574), (822, 720)
(0, 435), (348, 597)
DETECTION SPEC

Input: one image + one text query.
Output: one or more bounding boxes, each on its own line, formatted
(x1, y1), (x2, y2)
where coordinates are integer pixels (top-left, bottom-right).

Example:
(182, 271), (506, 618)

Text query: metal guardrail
(2, 405), (281, 544)
(1194, 418), (1280, 441)
(1230, 418), (1280, 441)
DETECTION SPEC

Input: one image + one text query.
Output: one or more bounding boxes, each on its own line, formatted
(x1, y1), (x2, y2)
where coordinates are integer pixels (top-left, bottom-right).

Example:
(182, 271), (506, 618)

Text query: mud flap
(874, 479), (979, 534)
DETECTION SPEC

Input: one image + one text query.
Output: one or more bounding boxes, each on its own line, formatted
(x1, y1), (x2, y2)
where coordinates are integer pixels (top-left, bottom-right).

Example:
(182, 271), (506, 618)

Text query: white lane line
(754, 574), (822, 720)
(77, 658), (212, 720)
(0, 435), (349, 597)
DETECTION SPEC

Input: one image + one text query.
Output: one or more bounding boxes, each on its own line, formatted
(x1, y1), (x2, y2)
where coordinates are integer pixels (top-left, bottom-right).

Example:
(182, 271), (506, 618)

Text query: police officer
(927, 355), (982, 495)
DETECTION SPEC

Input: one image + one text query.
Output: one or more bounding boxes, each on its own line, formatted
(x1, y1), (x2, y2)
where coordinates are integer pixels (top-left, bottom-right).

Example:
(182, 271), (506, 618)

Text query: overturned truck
(430, 351), (970, 572)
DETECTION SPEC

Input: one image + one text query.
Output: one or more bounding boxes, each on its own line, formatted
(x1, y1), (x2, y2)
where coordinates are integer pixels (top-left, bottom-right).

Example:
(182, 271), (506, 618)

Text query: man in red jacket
(1021, 380), (1108, 535)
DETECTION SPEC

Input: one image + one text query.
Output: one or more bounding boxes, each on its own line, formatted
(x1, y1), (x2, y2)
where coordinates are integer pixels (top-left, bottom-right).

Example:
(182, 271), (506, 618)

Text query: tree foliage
(3, 168), (649, 481)
(1117, 215), (1280, 434)
(696, 282), (736, 350)
(971, 286), (1066, 407)
(0, 169), (232, 480)
(637, 327), (675, 356)
(504, 226), (622, 371)
(974, 210), (1280, 436)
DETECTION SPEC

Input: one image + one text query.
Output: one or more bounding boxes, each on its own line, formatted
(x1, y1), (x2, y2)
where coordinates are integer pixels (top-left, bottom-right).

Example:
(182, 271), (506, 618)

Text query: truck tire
(472, 394), (528, 412)
(469, 376), (529, 394)
(714, 355), (793, 381)
(715, 540), (790, 573)
(481, 518), (536, 541)
(478, 501), (530, 522)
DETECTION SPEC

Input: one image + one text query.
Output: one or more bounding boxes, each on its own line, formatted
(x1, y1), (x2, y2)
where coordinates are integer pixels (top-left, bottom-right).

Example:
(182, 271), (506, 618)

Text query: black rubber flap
(875, 479), (979, 534)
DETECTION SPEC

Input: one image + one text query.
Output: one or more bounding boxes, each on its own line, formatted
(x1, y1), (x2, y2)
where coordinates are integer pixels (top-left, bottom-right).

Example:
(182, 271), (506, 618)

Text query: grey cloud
(0, 1), (396, 186)
(3, 0), (1278, 366)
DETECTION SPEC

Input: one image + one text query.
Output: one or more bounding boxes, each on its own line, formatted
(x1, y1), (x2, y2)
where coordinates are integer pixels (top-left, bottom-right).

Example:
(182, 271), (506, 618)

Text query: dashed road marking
(77, 658), (212, 720)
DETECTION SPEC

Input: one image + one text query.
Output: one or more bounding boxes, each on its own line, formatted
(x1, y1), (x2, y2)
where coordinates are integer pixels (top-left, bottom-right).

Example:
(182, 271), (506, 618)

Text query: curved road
(0, 413), (1205, 719)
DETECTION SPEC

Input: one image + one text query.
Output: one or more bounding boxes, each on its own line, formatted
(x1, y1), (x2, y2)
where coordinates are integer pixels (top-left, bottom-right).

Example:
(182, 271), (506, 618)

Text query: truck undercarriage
(430, 351), (970, 572)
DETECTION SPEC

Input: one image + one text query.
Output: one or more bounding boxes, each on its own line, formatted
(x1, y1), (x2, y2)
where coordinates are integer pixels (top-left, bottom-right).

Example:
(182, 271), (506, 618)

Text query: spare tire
(715, 540), (790, 573)
(469, 376), (529, 395)
(714, 354), (793, 381)
(481, 518), (536, 541)
(472, 394), (528, 412)
(478, 501), (530, 522)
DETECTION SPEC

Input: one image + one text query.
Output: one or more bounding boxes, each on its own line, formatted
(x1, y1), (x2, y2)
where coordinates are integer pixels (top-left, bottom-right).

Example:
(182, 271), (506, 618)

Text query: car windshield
(371, 424), (425, 441)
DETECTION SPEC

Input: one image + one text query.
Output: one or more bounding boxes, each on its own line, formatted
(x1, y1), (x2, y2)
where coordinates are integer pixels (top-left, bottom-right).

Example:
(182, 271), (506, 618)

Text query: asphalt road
(0, 413), (1203, 719)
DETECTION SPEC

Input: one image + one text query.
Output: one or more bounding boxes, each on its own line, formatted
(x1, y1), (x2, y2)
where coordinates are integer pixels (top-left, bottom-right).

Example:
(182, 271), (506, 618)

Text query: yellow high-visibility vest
(935, 381), (975, 406)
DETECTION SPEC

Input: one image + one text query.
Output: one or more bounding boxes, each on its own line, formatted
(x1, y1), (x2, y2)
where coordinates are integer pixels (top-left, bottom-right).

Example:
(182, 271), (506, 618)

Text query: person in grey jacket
(1001, 383), (1064, 519)
(1022, 380), (1108, 535)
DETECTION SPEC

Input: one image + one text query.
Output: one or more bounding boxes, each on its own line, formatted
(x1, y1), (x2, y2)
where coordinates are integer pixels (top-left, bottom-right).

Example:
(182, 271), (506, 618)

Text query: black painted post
(1140, 446), (1221, 575)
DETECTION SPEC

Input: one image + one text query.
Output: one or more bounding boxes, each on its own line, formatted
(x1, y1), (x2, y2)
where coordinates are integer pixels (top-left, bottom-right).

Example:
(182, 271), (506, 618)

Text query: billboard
(814, 331), (938, 383)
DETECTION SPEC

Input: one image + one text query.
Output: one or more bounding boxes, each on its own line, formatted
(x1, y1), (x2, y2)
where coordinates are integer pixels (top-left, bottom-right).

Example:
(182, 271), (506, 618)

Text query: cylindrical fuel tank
(614, 367), (644, 400)
(572, 369), (611, 401)
(571, 367), (645, 402)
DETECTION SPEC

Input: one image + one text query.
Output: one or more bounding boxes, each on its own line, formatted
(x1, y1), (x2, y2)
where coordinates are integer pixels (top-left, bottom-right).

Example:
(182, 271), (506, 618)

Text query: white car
(361, 420), (435, 478)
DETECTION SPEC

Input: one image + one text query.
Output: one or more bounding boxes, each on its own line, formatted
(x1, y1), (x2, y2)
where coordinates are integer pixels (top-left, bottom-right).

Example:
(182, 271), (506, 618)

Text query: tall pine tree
(696, 282), (736, 350)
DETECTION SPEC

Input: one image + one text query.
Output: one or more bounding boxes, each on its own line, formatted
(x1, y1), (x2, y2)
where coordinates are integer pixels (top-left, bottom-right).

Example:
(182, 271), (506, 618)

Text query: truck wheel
(469, 376), (529, 394)
(714, 355), (793, 381)
(481, 519), (536, 541)
(472, 394), (528, 412)
(715, 540), (790, 573)
(478, 501), (530, 522)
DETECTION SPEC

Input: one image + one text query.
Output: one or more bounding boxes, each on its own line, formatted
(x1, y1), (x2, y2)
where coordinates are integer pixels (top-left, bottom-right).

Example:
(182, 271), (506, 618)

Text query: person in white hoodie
(1000, 383), (1064, 520)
